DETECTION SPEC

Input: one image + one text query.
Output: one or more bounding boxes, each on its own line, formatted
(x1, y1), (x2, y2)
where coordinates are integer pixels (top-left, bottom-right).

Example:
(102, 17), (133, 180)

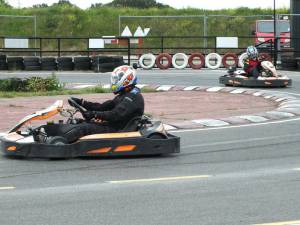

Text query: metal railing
(0, 35), (299, 66)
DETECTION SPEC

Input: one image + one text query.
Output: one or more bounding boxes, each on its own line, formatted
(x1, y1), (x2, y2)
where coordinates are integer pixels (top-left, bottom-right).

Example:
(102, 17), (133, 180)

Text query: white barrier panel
(216, 37), (238, 48)
(4, 38), (28, 48)
(89, 39), (104, 48)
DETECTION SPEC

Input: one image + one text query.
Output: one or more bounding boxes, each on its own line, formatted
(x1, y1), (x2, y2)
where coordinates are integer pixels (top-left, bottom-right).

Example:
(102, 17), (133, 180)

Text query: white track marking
(0, 186), (15, 190)
(108, 175), (211, 184)
(171, 117), (300, 133)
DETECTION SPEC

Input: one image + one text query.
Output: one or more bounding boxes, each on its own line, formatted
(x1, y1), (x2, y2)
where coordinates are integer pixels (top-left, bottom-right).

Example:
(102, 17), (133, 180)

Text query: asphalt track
(0, 69), (300, 225)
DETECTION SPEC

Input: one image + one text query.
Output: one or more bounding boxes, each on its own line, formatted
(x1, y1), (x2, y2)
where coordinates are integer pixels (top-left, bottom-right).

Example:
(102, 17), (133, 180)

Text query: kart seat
(121, 116), (143, 132)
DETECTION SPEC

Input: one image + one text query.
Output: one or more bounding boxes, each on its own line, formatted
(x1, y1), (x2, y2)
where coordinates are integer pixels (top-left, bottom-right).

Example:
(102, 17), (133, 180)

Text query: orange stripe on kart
(87, 147), (112, 154)
(7, 146), (17, 151)
(114, 145), (136, 152)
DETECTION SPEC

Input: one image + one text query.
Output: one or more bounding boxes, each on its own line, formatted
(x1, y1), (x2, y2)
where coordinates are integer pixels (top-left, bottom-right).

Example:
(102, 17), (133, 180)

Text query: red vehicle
(254, 20), (290, 47)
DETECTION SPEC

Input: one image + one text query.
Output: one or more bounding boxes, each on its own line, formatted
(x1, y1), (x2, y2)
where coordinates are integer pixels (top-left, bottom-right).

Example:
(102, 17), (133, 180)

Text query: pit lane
(0, 69), (300, 225)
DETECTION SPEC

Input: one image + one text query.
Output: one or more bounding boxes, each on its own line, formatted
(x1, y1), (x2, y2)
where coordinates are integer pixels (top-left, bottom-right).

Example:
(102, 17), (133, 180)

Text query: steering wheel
(68, 97), (87, 115)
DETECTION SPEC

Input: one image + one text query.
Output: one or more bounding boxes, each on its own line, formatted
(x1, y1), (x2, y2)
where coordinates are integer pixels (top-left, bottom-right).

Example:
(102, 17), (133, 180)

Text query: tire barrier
(205, 53), (222, 69)
(221, 53), (238, 68)
(74, 57), (91, 71)
(41, 57), (57, 71)
(7, 57), (23, 70)
(188, 53), (205, 69)
(0, 55), (8, 70)
(57, 57), (74, 71)
(238, 53), (248, 68)
(281, 57), (298, 71)
(138, 53), (156, 69)
(172, 53), (188, 69)
(92, 56), (124, 72)
(24, 57), (41, 71)
(155, 53), (172, 70)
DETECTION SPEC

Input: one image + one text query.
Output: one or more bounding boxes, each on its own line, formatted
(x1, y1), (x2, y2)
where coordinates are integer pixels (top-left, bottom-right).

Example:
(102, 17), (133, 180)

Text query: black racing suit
(45, 87), (144, 143)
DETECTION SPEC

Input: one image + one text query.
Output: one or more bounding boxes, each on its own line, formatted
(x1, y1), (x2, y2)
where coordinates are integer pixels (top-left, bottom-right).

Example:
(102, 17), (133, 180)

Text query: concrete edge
(70, 83), (300, 130)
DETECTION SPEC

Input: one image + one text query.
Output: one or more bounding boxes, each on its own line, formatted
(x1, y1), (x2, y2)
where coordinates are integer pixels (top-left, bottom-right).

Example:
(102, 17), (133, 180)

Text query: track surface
(1, 69), (300, 225)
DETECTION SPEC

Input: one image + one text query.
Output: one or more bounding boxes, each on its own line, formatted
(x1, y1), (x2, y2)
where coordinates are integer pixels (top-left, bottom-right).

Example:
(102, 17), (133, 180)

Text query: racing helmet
(111, 65), (137, 94)
(246, 46), (259, 59)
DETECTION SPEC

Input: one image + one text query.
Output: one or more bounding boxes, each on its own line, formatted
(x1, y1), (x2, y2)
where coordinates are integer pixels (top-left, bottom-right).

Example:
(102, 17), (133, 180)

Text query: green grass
(0, 86), (157, 98)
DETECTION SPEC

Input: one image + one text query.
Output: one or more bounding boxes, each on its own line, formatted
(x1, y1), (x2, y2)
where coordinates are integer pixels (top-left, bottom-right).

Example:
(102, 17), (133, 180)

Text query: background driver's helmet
(111, 65), (137, 94)
(246, 46), (259, 59)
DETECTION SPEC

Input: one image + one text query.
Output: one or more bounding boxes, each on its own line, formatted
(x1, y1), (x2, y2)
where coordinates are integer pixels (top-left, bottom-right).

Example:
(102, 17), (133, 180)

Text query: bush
(26, 75), (62, 92)
(0, 78), (27, 92)
(0, 75), (62, 92)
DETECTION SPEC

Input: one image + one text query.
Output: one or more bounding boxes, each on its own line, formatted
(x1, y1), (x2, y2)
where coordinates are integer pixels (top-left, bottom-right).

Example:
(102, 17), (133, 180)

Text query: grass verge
(0, 86), (157, 98)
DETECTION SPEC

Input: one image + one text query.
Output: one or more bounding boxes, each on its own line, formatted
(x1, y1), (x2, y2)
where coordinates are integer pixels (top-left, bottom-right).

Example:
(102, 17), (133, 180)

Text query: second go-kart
(0, 98), (180, 159)
(219, 61), (292, 88)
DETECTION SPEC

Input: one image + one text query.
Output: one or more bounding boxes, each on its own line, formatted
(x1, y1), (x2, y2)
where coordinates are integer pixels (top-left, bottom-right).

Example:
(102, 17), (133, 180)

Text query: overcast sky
(7, 0), (290, 9)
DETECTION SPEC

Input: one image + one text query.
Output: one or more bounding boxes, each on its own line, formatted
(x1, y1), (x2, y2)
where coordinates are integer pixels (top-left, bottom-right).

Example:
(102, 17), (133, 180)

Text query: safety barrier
(138, 52), (271, 70)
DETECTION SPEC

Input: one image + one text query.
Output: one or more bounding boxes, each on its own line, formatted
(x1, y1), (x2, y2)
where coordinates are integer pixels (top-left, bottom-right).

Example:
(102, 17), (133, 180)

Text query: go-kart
(219, 61), (292, 88)
(0, 98), (180, 159)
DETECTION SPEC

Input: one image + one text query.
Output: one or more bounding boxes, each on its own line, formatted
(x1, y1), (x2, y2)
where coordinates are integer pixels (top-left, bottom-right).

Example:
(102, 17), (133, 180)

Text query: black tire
(24, 61), (40, 67)
(74, 56), (91, 63)
(57, 62), (74, 71)
(41, 66), (57, 71)
(74, 62), (91, 70)
(23, 57), (40, 63)
(24, 65), (41, 71)
(57, 57), (72, 63)
(41, 62), (57, 67)
(41, 57), (56, 63)
(7, 62), (23, 70)
(0, 55), (6, 60)
(7, 57), (23, 63)
(46, 136), (68, 145)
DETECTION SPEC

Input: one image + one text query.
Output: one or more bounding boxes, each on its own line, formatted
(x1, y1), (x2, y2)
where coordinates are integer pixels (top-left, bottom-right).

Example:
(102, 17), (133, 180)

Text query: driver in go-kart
(243, 46), (263, 79)
(48, 65), (144, 143)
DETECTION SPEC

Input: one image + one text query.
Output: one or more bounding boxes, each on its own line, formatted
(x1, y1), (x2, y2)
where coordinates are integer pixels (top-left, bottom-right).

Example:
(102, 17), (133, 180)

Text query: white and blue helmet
(246, 46), (259, 59)
(111, 65), (137, 94)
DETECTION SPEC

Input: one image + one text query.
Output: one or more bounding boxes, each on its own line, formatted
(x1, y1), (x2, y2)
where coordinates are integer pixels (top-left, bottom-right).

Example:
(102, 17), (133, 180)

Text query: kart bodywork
(0, 100), (180, 159)
(220, 61), (292, 88)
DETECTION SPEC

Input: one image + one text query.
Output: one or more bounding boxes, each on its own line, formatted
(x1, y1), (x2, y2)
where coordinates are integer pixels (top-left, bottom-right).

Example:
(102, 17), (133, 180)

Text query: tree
(104, 0), (170, 8)
(0, 0), (11, 8)
(33, 3), (49, 8)
(90, 3), (103, 8)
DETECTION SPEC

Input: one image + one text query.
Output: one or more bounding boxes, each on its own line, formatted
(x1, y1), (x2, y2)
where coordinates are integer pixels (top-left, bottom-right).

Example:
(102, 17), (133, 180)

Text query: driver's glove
(68, 97), (84, 107)
(83, 111), (95, 121)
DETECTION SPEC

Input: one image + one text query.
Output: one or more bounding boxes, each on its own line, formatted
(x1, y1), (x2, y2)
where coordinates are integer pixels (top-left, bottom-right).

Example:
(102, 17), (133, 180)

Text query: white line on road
(253, 220), (300, 225)
(293, 168), (300, 171)
(108, 175), (211, 184)
(0, 186), (15, 190)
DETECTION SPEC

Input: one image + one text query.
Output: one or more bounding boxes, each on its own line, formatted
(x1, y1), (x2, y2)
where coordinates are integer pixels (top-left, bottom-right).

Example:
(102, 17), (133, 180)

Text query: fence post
(58, 38), (61, 57)
(39, 37), (42, 58)
(161, 36), (164, 53)
(127, 37), (131, 65)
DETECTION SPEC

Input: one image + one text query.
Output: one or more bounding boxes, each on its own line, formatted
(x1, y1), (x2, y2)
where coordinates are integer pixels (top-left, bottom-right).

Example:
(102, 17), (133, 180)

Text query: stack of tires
(74, 57), (91, 71)
(23, 57), (41, 71)
(57, 57), (73, 71)
(41, 57), (57, 71)
(92, 56), (124, 72)
(281, 57), (298, 71)
(7, 57), (23, 70)
(0, 55), (8, 70)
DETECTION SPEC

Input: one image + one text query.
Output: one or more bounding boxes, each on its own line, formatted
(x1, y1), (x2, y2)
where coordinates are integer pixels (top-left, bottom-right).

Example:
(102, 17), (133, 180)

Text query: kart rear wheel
(148, 133), (167, 139)
(46, 136), (68, 145)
